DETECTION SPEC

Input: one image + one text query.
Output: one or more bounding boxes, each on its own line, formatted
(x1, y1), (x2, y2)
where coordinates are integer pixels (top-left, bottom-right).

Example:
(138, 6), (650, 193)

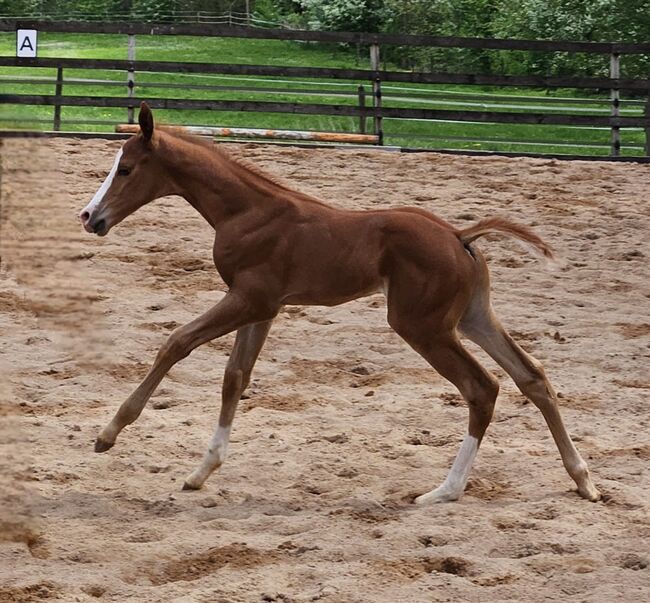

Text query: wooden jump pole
(115, 124), (380, 145)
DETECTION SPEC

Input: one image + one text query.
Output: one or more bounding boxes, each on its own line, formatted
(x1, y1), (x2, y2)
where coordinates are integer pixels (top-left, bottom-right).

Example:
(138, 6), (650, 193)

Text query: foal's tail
(458, 217), (555, 260)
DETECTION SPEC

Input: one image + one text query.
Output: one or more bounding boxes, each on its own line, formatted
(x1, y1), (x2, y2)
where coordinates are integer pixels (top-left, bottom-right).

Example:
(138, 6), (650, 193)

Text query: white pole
(116, 124), (379, 144)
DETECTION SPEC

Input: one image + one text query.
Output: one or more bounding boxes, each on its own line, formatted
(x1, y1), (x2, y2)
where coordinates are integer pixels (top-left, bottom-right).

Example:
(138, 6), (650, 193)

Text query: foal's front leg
(95, 293), (272, 452)
(182, 320), (273, 490)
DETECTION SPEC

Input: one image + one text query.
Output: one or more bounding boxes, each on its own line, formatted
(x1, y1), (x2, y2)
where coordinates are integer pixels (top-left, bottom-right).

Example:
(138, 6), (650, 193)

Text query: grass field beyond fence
(0, 29), (647, 156)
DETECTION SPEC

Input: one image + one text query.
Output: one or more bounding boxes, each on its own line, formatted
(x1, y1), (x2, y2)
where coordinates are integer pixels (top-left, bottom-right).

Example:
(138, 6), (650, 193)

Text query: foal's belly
(279, 246), (384, 305)
(280, 277), (384, 307)
(277, 212), (387, 306)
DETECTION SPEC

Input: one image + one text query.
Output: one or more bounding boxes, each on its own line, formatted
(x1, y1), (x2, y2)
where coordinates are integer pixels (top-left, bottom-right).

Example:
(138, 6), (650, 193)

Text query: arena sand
(0, 137), (648, 602)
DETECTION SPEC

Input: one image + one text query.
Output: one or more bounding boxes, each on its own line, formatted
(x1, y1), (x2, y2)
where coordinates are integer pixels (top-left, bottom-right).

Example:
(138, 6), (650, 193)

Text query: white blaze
(82, 148), (123, 217)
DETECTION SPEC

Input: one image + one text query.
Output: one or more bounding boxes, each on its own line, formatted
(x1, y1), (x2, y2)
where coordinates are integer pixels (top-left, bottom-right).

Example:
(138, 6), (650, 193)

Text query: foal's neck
(159, 132), (294, 229)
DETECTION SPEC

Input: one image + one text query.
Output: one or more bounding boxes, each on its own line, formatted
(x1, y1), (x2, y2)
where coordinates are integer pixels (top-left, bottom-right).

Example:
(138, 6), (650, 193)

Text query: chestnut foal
(79, 103), (599, 503)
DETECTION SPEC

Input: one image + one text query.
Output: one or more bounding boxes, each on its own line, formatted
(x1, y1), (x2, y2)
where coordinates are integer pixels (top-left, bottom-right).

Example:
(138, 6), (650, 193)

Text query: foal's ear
(138, 101), (154, 142)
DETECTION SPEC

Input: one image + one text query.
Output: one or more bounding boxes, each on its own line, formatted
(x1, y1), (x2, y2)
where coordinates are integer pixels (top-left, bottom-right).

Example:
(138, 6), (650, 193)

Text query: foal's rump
(378, 209), (478, 326)
(378, 209), (555, 329)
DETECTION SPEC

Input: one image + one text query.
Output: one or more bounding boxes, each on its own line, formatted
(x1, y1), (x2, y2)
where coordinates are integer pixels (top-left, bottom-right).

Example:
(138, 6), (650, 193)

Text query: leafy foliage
(0, 0), (253, 18)
(298, 0), (386, 32)
(490, 0), (650, 76)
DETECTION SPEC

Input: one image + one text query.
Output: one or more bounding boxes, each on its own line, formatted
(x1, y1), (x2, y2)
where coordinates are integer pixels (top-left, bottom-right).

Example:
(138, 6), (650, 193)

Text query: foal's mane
(158, 126), (296, 193)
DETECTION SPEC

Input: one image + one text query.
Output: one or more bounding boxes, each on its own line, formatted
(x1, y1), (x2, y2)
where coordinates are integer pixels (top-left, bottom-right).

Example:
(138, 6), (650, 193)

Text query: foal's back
(271, 196), (474, 308)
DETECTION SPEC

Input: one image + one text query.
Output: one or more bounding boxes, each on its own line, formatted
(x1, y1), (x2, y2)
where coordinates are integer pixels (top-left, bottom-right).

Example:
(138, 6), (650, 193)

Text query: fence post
(610, 52), (620, 157)
(357, 85), (366, 134)
(643, 96), (650, 157)
(53, 66), (63, 131)
(127, 34), (136, 125)
(370, 43), (383, 145)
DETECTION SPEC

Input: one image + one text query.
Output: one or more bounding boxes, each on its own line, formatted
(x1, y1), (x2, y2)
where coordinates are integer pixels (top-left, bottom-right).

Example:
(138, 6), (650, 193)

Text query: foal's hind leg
(460, 303), (600, 501)
(183, 320), (273, 490)
(388, 309), (499, 504)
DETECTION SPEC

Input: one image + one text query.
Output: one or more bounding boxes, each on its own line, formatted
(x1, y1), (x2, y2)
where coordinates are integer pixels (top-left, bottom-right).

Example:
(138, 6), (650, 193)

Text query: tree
(381, 0), (500, 73)
(491, 0), (650, 76)
(299, 0), (387, 32)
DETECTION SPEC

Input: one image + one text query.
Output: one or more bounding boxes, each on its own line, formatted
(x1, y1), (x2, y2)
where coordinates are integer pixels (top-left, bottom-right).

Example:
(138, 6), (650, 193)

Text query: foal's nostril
(80, 210), (90, 224)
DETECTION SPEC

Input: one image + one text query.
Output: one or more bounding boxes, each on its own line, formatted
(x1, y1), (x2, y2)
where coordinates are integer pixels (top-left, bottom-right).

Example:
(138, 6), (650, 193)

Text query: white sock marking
(208, 424), (232, 465)
(184, 424), (233, 489)
(415, 433), (479, 504)
(441, 434), (479, 494)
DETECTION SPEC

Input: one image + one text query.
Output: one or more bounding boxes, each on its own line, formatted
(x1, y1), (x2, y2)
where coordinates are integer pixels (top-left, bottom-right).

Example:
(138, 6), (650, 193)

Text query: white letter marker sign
(16, 29), (38, 58)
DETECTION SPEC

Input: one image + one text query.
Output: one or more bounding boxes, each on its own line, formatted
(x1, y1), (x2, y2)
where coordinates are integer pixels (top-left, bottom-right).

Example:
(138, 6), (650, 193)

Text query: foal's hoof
(414, 488), (460, 505)
(181, 481), (202, 491)
(578, 482), (601, 502)
(94, 438), (115, 453)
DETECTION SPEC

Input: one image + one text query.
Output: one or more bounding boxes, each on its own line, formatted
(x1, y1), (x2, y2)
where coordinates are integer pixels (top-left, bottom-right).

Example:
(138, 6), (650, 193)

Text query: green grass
(0, 31), (645, 156)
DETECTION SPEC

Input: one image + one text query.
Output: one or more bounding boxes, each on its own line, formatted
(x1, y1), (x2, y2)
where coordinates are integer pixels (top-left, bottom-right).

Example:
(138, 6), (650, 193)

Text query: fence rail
(2, 20), (650, 156)
(3, 93), (648, 128)
(4, 56), (650, 92)
(3, 19), (650, 53)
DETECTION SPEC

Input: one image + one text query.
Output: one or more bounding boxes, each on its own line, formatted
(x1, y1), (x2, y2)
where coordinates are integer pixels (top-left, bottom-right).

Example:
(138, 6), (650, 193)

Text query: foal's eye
(117, 166), (131, 177)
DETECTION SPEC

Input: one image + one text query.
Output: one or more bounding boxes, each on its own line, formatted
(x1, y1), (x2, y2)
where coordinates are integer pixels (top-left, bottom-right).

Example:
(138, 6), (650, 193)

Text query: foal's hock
(79, 102), (600, 503)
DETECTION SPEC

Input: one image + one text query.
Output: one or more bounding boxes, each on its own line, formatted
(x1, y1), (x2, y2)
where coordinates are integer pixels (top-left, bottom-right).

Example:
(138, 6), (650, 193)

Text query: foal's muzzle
(92, 218), (107, 236)
(79, 210), (108, 236)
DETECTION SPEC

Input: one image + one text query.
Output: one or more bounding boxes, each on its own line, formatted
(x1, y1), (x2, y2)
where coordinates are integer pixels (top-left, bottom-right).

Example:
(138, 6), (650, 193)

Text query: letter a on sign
(17, 29), (38, 58)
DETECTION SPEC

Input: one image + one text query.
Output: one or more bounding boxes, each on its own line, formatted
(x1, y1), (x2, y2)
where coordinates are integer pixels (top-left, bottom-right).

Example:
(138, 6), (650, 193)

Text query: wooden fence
(2, 20), (650, 157)
(0, 11), (284, 28)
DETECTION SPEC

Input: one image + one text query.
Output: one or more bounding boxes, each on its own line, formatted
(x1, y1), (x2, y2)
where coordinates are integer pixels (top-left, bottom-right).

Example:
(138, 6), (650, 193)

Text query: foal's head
(79, 103), (173, 236)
